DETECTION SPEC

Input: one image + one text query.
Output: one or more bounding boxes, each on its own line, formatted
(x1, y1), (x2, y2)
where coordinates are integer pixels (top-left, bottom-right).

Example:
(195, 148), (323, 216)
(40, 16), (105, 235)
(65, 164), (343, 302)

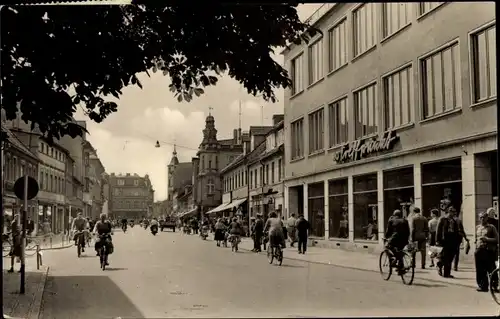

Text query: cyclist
(121, 217), (128, 231)
(93, 213), (114, 262)
(71, 212), (88, 252)
(264, 212), (285, 250)
(227, 217), (242, 245)
(384, 209), (410, 274)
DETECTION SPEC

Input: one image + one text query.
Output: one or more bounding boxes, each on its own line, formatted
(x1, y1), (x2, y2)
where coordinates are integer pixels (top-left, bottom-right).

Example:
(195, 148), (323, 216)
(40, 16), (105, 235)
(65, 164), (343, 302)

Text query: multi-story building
(167, 145), (194, 217)
(193, 112), (248, 216)
(152, 199), (169, 218)
(6, 122), (71, 234)
(216, 117), (282, 220)
(282, 2), (496, 249)
(108, 173), (155, 219)
(173, 185), (196, 220)
(248, 116), (285, 219)
(88, 142), (107, 219)
(1, 122), (40, 232)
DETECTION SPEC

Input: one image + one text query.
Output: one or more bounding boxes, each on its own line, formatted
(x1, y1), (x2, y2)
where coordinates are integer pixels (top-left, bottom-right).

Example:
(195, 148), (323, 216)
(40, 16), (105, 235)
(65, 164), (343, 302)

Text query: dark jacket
(410, 214), (429, 241)
(436, 215), (460, 246)
(296, 218), (310, 237)
(254, 219), (264, 236)
(385, 216), (410, 249)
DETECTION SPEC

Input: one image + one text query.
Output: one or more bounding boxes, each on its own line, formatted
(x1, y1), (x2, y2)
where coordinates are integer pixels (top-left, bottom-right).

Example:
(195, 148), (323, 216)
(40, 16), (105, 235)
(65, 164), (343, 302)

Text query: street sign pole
(20, 175), (28, 294)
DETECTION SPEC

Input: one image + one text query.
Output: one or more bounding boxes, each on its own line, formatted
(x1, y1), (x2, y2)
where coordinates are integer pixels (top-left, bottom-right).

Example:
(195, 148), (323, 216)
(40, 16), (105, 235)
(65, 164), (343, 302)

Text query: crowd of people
(384, 199), (499, 293)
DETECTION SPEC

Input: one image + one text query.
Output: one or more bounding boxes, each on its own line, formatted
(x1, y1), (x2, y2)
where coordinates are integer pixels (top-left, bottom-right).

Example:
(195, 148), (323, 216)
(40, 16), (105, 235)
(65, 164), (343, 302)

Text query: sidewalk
(3, 256), (49, 319)
(238, 238), (477, 288)
(27, 233), (73, 251)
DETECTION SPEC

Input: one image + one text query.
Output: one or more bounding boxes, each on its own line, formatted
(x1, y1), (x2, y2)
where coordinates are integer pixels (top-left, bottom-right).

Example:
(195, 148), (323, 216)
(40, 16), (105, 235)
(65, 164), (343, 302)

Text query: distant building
(87, 142), (107, 219)
(108, 173), (155, 219)
(167, 145), (193, 217)
(192, 112), (247, 216)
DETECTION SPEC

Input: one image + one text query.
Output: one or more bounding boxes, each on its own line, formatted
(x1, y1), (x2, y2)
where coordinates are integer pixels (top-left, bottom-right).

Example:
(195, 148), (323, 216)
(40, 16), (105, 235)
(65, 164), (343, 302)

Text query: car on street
(160, 217), (176, 232)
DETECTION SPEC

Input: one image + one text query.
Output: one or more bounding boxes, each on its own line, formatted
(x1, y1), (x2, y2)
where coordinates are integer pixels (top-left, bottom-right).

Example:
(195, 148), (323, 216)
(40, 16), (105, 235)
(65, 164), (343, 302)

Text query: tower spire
(173, 143), (177, 155)
(238, 99), (242, 131)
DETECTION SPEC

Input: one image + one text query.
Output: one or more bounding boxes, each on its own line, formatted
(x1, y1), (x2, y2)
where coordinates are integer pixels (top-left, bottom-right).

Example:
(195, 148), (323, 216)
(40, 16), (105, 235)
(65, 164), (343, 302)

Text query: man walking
(296, 214), (310, 254)
(453, 212), (469, 271)
(410, 207), (429, 269)
(253, 214), (264, 252)
(436, 206), (461, 278)
(286, 213), (297, 248)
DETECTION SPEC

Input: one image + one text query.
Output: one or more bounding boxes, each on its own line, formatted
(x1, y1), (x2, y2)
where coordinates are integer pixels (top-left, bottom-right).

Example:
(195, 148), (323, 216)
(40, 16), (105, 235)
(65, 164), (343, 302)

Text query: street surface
(39, 227), (499, 318)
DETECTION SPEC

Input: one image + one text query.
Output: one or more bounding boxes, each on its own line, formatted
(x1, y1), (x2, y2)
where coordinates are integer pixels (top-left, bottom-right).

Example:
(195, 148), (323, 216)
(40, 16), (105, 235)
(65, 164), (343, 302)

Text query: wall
(284, 2), (496, 181)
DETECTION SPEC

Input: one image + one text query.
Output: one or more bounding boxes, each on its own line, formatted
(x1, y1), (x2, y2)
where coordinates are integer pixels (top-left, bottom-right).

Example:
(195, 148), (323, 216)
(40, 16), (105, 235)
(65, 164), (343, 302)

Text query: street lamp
(155, 141), (160, 148)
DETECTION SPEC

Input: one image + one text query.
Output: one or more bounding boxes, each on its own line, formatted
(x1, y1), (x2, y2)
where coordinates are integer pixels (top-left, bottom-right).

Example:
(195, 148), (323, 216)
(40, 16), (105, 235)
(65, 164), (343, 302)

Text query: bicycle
(379, 238), (415, 285)
(98, 234), (111, 270)
(490, 259), (500, 305)
(75, 231), (85, 257)
(267, 243), (283, 266)
(229, 234), (240, 252)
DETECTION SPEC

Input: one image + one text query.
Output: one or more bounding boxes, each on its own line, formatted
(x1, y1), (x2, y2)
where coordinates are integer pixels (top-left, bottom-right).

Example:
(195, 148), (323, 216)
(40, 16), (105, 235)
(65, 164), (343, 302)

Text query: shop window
(353, 173), (378, 240)
(308, 182), (324, 238)
(383, 166), (414, 224)
(328, 178), (348, 239)
(421, 158), (462, 217)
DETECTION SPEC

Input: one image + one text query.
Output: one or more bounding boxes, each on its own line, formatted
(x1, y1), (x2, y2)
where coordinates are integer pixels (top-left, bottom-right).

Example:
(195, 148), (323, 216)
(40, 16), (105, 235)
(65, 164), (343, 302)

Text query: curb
(27, 266), (49, 319)
(238, 245), (476, 289)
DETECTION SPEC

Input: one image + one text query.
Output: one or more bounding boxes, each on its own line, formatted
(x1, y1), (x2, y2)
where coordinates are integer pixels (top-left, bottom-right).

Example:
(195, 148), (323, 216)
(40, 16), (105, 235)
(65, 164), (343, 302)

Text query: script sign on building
(334, 130), (399, 164)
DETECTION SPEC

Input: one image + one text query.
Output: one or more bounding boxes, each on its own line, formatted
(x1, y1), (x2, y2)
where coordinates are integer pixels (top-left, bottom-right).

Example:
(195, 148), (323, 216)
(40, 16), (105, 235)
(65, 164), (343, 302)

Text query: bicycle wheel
(276, 247), (283, 266)
(267, 246), (274, 264)
(379, 250), (392, 281)
(400, 251), (415, 285)
(490, 267), (500, 305)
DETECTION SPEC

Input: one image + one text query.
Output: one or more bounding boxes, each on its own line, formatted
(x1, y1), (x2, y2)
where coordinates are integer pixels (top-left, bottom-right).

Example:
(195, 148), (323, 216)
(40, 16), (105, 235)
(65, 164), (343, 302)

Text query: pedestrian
(27, 216), (35, 237)
(281, 216), (288, 246)
(428, 209), (439, 267)
(474, 211), (499, 292)
(286, 213), (297, 247)
(436, 206), (461, 278)
(453, 211), (470, 272)
(7, 213), (22, 273)
(253, 214), (264, 252)
(296, 214), (310, 254)
(410, 207), (429, 269)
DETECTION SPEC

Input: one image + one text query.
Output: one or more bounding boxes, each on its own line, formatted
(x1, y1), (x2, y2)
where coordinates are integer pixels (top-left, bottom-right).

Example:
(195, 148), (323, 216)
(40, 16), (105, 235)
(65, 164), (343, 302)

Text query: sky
(75, 4), (322, 201)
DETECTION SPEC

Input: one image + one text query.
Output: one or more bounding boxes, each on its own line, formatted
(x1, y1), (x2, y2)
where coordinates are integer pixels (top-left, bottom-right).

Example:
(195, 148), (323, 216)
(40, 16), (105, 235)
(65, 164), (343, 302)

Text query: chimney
(233, 129), (238, 144)
(272, 114), (284, 126)
(243, 141), (248, 155)
(126, 173), (130, 176)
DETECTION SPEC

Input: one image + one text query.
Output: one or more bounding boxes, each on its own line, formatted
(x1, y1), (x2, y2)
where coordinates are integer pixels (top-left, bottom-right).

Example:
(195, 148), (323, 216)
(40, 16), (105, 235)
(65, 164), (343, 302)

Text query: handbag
(464, 240), (471, 255)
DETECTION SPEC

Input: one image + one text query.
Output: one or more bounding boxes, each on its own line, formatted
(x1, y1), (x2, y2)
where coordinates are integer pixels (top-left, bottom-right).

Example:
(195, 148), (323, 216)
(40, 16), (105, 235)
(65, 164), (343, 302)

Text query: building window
(271, 162), (275, 184)
(290, 118), (304, 159)
(207, 178), (215, 195)
(117, 179), (125, 186)
(383, 65), (414, 129)
(328, 97), (349, 147)
(353, 173), (378, 240)
(308, 38), (324, 85)
(215, 156), (218, 169)
(49, 174), (53, 192)
(134, 180), (139, 186)
(382, 3), (412, 39)
(249, 171), (253, 189)
(208, 158), (212, 169)
(354, 83), (378, 138)
(12, 157), (17, 180)
(421, 158), (462, 219)
(328, 178), (349, 239)
(291, 54), (305, 95)
(308, 108), (324, 154)
(383, 166), (414, 223)
(328, 18), (348, 72)
(471, 24), (496, 103)
(353, 3), (377, 57)
(421, 42), (461, 119)
(260, 167), (264, 186)
(40, 169), (44, 190)
(201, 155), (205, 170)
(254, 169), (258, 188)
(278, 159), (282, 181)
(308, 182), (325, 238)
(418, 2), (443, 16)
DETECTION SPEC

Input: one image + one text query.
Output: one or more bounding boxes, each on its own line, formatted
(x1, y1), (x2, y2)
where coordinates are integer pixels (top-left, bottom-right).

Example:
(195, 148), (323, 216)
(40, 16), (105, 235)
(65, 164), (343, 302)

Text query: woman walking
(214, 218), (226, 247)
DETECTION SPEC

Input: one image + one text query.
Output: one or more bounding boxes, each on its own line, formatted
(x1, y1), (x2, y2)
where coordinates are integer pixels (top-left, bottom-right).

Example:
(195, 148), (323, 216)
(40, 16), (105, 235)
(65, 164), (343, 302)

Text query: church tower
(167, 144), (179, 200)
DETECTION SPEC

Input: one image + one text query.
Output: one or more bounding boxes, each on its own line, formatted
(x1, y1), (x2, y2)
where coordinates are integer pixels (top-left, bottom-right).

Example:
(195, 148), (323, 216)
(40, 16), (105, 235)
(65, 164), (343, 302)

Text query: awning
(223, 198), (247, 211)
(179, 208), (197, 218)
(206, 202), (230, 215)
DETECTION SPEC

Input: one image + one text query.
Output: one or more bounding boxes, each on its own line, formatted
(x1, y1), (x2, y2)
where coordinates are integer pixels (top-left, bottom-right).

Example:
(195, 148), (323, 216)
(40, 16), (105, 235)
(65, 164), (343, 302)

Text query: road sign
(14, 176), (39, 200)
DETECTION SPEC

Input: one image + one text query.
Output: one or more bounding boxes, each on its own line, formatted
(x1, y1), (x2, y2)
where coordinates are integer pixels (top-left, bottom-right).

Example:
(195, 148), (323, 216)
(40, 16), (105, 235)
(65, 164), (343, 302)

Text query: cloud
(81, 107), (204, 201)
